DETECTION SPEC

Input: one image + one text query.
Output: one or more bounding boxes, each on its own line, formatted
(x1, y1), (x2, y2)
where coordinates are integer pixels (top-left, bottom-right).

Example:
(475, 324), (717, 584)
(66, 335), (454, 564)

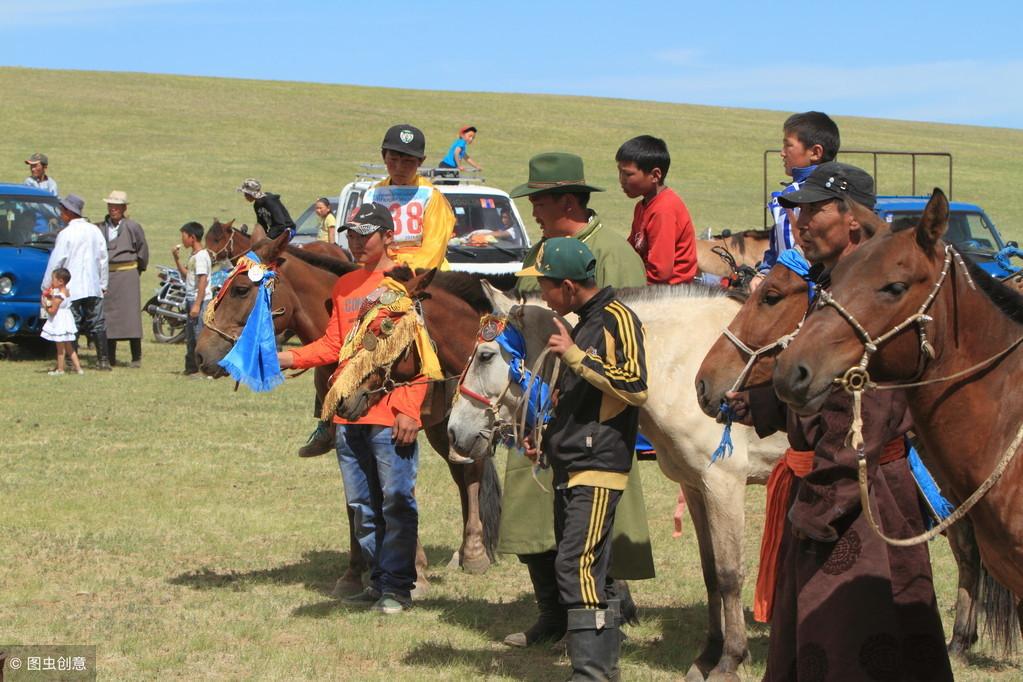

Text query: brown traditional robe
(103, 217), (149, 340)
(751, 387), (952, 682)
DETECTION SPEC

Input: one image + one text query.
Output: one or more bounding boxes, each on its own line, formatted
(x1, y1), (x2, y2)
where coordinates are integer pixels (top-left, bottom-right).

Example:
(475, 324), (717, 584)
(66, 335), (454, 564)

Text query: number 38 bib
(364, 185), (434, 246)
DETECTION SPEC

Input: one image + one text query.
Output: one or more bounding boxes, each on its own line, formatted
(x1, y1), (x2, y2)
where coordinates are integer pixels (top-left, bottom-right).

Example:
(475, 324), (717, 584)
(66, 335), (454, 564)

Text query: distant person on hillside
(24, 152), (58, 196)
(437, 126), (482, 184)
(42, 194), (111, 370)
(314, 197), (337, 244)
(173, 222), (211, 377)
(754, 111), (840, 290)
(237, 178), (296, 242)
(101, 191), (149, 368)
(616, 135), (697, 285)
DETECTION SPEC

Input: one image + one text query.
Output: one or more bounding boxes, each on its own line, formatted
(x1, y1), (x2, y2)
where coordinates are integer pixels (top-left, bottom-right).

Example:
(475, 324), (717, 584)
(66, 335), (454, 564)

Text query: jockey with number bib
(363, 124), (456, 271)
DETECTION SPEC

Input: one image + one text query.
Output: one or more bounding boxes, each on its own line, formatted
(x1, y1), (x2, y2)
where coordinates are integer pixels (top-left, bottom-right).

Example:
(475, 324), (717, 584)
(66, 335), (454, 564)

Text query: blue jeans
(336, 424), (419, 599)
(184, 297), (207, 373)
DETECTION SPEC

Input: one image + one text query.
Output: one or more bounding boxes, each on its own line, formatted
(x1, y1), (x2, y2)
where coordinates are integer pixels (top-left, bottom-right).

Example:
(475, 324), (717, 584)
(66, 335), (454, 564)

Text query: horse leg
(946, 519), (980, 656)
(680, 484), (725, 682)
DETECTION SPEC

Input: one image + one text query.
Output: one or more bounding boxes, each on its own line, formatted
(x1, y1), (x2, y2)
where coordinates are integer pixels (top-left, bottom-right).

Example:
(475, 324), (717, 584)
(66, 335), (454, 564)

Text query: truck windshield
(0, 197), (62, 246)
(446, 194), (526, 248)
(889, 211), (1002, 251)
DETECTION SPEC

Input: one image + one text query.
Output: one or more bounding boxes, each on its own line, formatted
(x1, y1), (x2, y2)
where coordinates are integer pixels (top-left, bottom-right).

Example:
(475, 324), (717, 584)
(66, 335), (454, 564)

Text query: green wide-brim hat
(509, 152), (604, 198)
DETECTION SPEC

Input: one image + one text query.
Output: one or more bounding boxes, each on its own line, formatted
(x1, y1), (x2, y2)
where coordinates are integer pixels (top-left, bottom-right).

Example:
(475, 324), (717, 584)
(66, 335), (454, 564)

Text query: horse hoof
(706, 673), (740, 682)
(461, 555), (491, 574)
(684, 666), (707, 682)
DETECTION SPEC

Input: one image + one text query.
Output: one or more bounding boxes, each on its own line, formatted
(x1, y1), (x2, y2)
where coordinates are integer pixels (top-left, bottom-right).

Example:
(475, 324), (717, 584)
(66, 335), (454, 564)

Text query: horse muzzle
(338, 389), (371, 421)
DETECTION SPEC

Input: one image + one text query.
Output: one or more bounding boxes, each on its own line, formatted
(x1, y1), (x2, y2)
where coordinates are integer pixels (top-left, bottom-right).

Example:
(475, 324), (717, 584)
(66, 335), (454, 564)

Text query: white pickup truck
(292, 166), (531, 284)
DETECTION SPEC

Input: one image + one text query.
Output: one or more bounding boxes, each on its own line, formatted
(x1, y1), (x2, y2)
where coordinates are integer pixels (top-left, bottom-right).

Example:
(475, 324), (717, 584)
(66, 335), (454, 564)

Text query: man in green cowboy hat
(499, 152), (653, 653)
(512, 152), (646, 295)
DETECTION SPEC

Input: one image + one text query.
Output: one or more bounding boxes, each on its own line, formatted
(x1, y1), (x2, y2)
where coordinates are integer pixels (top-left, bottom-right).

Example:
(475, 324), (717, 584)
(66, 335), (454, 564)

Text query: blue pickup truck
(0, 183), (62, 339)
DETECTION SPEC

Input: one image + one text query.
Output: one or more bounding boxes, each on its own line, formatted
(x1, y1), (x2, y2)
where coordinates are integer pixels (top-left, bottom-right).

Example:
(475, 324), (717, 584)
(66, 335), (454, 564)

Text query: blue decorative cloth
(710, 403), (735, 464)
(907, 442), (955, 529)
(776, 248), (816, 302)
(635, 433), (655, 454)
(494, 324), (550, 431)
(994, 245), (1023, 273)
(218, 268), (283, 393)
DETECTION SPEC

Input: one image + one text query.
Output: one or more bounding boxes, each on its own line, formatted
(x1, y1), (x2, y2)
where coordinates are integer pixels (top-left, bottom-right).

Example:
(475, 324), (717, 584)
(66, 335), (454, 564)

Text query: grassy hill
(4, 66), (1023, 261)
(3, 67), (1022, 679)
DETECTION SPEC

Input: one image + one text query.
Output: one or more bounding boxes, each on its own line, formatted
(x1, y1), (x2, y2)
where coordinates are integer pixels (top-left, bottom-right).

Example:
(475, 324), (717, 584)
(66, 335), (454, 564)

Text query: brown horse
(772, 189), (1023, 633)
(696, 228), (771, 278)
(205, 218), (351, 266)
(193, 234), (500, 579)
(695, 258), (1016, 655)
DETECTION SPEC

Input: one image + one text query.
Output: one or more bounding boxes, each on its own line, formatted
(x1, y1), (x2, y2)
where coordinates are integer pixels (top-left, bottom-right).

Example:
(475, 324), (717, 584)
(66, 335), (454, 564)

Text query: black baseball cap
(381, 124), (426, 159)
(778, 161), (877, 209)
(340, 202), (395, 235)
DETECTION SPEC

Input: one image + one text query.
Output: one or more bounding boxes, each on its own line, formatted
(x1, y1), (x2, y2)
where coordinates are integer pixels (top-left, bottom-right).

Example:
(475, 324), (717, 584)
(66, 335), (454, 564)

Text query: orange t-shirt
(288, 269), (427, 427)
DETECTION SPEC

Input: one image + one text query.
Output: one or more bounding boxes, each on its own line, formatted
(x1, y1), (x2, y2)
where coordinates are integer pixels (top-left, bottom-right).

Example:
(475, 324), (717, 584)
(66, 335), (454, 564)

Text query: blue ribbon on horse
(907, 441), (955, 529)
(776, 248), (816, 302)
(218, 254), (284, 393)
(493, 323), (551, 432)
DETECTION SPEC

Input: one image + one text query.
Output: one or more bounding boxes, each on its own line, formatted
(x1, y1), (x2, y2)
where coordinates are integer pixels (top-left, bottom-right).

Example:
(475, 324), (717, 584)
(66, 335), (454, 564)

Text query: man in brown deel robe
(101, 191), (149, 367)
(729, 162), (952, 681)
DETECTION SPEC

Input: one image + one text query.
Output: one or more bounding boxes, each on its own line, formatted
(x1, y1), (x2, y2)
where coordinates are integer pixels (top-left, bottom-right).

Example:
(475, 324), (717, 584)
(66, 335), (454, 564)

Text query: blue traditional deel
(217, 251), (284, 392)
(493, 323), (551, 432)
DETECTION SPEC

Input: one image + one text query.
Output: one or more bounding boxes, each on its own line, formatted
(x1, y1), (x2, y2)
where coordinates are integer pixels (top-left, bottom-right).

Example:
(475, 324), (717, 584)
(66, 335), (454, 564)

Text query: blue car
(875, 197), (1020, 278)
(0, 183), (63, 338)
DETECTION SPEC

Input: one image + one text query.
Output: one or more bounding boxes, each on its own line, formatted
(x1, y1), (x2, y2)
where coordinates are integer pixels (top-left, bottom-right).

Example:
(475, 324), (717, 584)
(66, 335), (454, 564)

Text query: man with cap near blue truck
(518, 236), (648, 680)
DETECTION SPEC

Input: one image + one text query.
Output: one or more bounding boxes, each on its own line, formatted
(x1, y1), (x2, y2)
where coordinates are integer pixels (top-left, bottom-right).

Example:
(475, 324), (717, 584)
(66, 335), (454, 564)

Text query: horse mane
(431, 271), (494, 314)
(961, 252), (1023, 325)
(284, 246), (359, 276)
(516, 282), (729, 306)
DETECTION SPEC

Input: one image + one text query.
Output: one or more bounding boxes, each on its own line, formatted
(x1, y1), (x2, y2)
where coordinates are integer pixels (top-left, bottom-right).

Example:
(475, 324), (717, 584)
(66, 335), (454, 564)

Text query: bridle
(722, 320), (806, 394)
(203, 253), (285, 344)
(208, 227), (240, 264)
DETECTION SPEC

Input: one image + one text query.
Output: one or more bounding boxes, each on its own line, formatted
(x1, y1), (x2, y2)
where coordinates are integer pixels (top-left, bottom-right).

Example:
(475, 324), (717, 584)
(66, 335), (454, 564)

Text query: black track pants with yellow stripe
(554, 485), (622, 610)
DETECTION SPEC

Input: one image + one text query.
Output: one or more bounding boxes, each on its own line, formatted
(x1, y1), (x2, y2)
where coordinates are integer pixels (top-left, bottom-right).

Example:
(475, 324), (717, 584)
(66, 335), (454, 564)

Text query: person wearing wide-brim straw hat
(498, 151), (653, 653)
(100, 190), (149, 367)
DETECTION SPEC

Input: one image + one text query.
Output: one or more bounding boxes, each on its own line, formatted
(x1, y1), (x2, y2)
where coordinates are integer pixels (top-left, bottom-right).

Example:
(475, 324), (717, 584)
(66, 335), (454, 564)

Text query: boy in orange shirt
(616, 135), (697, 285)
(278, 203), (425, 615)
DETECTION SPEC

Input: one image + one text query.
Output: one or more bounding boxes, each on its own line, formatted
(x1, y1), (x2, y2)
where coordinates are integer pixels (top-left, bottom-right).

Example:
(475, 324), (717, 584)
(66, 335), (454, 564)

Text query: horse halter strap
(723, 321), (805, 394)
(209, 228), (238, 264)
(203, 251), (282, 344)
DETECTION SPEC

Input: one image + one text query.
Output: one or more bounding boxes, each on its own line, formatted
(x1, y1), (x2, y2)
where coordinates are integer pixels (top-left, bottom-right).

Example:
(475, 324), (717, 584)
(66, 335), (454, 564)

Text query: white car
(334, 166), (531, 281)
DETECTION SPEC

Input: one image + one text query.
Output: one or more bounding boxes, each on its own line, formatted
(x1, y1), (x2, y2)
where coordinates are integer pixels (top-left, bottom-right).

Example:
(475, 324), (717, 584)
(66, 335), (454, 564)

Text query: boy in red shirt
(278, 203), (426, 615)
(616, 135), (697, 284)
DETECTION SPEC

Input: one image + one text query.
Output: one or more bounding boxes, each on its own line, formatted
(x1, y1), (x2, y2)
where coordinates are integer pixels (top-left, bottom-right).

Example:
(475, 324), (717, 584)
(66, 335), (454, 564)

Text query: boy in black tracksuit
(517, 237), (647, 681)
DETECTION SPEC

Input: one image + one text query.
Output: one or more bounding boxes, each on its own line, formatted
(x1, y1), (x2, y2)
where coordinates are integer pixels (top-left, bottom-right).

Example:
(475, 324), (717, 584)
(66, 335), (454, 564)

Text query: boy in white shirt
(173, 221), (211, 376)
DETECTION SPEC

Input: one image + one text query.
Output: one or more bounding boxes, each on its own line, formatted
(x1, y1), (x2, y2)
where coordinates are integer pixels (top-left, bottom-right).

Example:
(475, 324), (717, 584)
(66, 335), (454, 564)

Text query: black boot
(503, 552), (567, 647)
(566, 608), (620, 681)
(95, 331), (112, 371)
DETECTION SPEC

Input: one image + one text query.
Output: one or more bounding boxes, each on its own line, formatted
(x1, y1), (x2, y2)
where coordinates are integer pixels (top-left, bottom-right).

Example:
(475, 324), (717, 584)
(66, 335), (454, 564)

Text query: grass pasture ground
(2, 67), (1023, 679)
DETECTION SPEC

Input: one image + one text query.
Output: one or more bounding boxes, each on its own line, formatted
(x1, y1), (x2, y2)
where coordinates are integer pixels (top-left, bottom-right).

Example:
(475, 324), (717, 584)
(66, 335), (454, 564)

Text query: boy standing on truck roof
(754, 112), (840, 290)
(363, 124), (456, 272)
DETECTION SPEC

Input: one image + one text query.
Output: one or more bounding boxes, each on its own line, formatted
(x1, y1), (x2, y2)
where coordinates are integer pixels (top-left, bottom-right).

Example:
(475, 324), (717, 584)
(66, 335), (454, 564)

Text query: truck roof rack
(762, 150), (953, 228)
(354, 163), (487, 185)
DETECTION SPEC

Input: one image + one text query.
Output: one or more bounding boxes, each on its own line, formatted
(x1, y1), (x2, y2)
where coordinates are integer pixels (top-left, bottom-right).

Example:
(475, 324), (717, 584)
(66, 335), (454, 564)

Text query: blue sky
(2, 0), (1021, 129)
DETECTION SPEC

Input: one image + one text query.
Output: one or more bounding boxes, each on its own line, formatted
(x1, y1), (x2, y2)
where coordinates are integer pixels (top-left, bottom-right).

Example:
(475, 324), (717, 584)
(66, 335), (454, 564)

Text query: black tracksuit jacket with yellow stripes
(544, 286), (648, 487)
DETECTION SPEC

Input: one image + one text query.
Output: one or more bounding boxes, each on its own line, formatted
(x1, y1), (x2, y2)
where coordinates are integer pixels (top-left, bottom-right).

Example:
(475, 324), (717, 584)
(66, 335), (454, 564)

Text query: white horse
(448, 286), (788, 682)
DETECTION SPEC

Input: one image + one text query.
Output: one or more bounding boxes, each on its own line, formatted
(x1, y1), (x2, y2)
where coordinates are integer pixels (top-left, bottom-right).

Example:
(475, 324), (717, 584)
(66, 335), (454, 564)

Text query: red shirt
(289, 268), (426, 427)
(628, 187), (697, 285)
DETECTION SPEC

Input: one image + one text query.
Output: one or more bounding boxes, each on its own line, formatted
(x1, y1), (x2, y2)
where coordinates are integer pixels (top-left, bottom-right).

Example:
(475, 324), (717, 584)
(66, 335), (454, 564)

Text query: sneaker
(372, 593), (411, 615)
(76, 369), (85, 375)
(342, 587), (381, 606)
(47, 369), (65, 376)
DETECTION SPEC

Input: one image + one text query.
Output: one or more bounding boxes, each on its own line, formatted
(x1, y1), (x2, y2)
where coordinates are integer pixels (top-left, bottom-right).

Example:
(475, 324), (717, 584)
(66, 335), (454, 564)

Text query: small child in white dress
(41, 267), (83, 375)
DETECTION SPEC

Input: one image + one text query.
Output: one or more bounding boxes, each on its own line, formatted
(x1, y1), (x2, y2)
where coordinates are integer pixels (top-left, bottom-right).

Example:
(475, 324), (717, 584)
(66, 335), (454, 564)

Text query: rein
(822, 243), (1023, 545)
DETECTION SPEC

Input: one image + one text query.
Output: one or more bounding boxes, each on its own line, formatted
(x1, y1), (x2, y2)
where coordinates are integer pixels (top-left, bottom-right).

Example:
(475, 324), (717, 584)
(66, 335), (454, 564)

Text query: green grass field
(3, 66), (1023, 679)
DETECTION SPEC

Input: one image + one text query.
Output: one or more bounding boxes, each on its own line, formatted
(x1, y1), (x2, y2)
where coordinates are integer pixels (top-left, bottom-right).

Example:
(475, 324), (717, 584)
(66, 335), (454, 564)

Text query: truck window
(445, 194), (525, 247)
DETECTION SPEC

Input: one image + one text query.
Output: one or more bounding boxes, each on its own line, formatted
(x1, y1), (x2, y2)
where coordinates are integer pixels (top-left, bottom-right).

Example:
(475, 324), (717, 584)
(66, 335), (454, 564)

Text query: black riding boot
(106, 339), (118, 366)
(95, 331), (112, 371)
(503, 552), (567, 647)
(566, 607), (620, 681)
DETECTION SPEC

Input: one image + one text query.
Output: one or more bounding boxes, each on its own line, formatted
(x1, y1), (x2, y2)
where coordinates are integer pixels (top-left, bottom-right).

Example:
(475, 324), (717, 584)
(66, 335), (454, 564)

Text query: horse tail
(978, 566), (1019, 656)
(480, 456), (502, 560)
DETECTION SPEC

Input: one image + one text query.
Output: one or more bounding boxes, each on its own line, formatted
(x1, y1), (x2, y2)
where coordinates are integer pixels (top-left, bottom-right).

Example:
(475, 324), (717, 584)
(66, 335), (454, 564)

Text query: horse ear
(916, 188), (950, 251)
(225, 219), (235, 228)
(407, 268), (438, 297)
(849, 201), (886, 240)
(480, 279), (515, 315)
(257, 231), (291, 261)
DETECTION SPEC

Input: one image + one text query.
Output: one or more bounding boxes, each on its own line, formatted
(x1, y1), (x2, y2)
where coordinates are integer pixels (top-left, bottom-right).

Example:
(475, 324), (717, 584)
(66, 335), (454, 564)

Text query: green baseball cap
(516, 237), (596, 281)
(509, 152), (604, 198)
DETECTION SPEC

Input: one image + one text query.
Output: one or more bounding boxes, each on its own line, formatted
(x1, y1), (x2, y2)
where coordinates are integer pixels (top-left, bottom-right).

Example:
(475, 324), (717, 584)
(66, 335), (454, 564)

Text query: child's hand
(189, 302), (201, 319)
(546, 318), (574, 357)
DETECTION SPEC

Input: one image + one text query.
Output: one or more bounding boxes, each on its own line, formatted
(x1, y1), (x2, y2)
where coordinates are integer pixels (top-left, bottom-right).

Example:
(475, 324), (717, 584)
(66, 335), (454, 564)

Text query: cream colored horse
(449, 285), (787, 682)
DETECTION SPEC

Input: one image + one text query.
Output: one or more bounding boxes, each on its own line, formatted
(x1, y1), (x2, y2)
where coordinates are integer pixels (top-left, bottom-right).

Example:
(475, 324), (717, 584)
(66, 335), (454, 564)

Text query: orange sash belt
(753, 448), (814, 623)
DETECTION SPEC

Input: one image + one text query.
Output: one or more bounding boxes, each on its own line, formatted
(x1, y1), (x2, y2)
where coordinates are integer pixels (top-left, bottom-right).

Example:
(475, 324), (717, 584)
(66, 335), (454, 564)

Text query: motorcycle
(143, 265), (227, 344)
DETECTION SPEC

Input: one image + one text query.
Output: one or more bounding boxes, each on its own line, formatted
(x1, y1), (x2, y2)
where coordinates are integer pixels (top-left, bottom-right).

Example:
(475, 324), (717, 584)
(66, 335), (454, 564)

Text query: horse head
(447, 303), (565, 461)
(205, 218), (250, 266)
(194, 231), (294, 376)
(774, 189), (950, 414)
(695, 262), (813, 417)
